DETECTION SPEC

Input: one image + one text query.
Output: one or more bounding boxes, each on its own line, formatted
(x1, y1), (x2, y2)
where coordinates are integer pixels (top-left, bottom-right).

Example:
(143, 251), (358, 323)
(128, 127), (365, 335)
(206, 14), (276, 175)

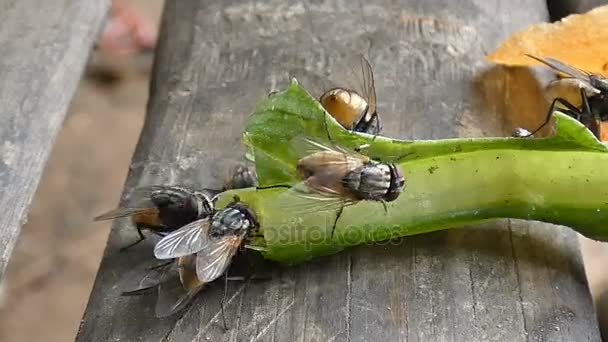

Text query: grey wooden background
(77, 0), (602, 341)
(0, 0), (109, 281)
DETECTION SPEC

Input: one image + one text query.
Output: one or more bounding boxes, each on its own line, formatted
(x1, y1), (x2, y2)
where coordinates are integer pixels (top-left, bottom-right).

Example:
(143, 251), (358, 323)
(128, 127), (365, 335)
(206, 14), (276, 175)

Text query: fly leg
(523, 97), (582, 137)
(579, 88), (601, 138)
(225, 273), (272, 282)
(220, 272), (229, 332)
(379, 200), (388, 214)
(330, 203), (345, 240)
(119, 225), (146, 252)
(146, 260), (173, 271)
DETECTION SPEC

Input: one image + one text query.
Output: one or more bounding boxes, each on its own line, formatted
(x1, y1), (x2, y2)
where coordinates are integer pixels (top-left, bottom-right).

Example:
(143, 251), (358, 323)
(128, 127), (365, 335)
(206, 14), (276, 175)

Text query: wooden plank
(0, 0), (110, 280)
(78, 0), (602, 340)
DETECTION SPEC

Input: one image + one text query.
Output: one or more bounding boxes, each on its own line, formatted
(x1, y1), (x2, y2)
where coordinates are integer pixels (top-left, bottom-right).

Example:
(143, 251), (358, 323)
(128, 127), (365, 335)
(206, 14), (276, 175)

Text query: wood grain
(78, 0), (601, 340)
(0, 0), (109, 280)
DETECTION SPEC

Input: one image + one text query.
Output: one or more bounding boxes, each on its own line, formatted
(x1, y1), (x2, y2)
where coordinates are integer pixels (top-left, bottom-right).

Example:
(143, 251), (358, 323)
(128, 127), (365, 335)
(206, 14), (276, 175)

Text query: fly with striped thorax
(152, 195), (259, 289)
(113, 167), (259, 319)
(274, 137), (406, 238)
(94, 186), (218, 251)
(94, 161), (258, 251)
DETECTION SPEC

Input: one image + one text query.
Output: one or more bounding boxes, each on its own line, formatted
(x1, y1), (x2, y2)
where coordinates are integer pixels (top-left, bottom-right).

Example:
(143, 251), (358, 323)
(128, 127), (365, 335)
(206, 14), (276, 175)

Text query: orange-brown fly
(94, 186), (218, 251)
(519, 55), (608, 140)
(292, 55), (380, 135)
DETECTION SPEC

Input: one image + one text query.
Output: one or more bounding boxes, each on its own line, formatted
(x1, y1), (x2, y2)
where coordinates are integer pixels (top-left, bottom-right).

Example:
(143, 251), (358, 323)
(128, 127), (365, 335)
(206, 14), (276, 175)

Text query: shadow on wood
(471, 65), (549, 137)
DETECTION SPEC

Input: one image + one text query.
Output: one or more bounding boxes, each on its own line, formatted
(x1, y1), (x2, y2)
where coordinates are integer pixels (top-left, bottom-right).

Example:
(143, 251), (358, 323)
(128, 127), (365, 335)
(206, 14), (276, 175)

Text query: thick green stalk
(222, 148), (608, 263)
(216, 80), (608, 263)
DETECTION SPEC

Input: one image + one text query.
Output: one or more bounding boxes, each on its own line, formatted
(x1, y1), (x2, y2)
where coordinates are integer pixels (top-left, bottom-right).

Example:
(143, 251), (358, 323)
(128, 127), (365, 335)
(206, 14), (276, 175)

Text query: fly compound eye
(398, 177), (405, 188)
(590, 75), (608, 93)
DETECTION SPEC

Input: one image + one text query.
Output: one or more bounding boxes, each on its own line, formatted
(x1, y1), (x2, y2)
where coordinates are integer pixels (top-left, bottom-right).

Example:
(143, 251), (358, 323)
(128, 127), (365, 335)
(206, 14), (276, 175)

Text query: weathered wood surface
(78, 0), (602, 341)
(0, 0), (109, 280)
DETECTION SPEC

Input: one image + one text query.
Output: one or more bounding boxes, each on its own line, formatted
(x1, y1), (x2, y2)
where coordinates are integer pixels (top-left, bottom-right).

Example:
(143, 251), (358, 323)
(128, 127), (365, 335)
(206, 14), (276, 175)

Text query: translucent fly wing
(290, 136), (334, 161)
(351, 55), (377, 115)
(155, 279), (200, 318)
(121, 261), (173, 296)
(94, 185), (192, 221)
(195, 235), (244, 283)
(328, 54), (377, 114)
(275, 182), (355, 216)
(154, 260), (204, 318)
(93, 207), (158, 221)
(293, 138), (368, 195)
(154, 218), (211, 259)
(291, 136), (367, 163)
(527, 55), (592, 80)
(289, 67), (339, 100)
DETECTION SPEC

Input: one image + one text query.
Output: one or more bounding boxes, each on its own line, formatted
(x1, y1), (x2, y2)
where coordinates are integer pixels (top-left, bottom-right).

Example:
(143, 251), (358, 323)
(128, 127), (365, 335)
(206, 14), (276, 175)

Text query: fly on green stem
(276, 137), (406, 239)
(291, 54), (381, 135)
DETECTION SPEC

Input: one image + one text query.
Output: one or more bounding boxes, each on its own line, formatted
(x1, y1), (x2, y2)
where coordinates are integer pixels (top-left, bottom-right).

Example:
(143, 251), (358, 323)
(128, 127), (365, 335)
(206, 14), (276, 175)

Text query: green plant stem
(219, 80), (608, 263)
(220, 147), (608, 263)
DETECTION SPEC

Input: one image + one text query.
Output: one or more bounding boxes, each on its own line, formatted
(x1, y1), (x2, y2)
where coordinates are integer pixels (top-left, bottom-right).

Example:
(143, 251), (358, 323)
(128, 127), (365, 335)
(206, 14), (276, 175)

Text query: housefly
(518, 55), (608, 139)
(222, 164), (258, 191)
(292, 55), (380, 135)
(153, 197), (258, 284)
(94, 185), (218, 251)
(279, 138), (405, 237)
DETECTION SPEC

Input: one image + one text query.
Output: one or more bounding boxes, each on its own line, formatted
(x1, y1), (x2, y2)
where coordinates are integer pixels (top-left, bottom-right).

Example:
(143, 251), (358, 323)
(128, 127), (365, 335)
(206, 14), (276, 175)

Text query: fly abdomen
(149, 188), (216, 232)
(320, 88), (368, 130)
(152, 192), (198, 230)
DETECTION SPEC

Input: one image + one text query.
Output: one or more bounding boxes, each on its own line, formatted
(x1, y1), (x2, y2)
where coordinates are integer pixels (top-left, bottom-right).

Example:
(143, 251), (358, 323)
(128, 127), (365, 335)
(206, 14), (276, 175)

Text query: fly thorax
(589, 94), (608, 121)
(353, 112), (379, 135)
(345, 162), (391, 200)
(153, 188), (198, 228)
(209, 204), (256, 238)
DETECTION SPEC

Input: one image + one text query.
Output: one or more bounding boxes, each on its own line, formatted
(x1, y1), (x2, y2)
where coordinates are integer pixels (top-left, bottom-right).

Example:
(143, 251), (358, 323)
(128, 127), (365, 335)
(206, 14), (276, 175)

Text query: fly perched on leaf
(153, 197), (258, 285)
(94, 186), (218, 251)
(291, 54), (380, 135)
(121, 255), (205, 318)
(223, 164), (258, 191)
(278, 137), (405, 237)
(518, 55), (608, 140)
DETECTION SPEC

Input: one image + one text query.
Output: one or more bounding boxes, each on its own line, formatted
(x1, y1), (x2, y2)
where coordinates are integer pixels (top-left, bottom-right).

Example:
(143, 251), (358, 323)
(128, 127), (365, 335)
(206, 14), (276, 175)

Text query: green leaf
(244, 79), (607, 188)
